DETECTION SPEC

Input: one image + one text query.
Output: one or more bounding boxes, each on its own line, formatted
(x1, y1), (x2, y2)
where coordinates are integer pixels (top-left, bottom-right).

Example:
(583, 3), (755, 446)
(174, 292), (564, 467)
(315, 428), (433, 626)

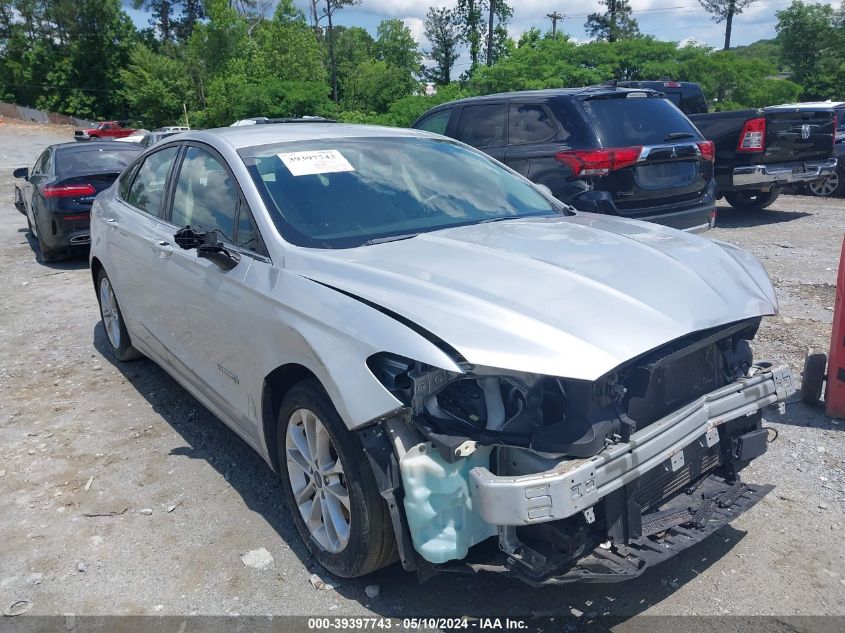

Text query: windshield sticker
(278, 150), (355, 177)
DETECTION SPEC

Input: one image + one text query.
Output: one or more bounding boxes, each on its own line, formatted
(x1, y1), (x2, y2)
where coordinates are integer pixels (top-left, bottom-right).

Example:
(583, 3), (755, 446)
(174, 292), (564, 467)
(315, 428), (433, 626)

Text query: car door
(25, 149), (52, 233)
(151, 143), (261, 440)
(452, 103), (509, 163)
(504, 102), (561, 179)
(105, 145), (181, 354)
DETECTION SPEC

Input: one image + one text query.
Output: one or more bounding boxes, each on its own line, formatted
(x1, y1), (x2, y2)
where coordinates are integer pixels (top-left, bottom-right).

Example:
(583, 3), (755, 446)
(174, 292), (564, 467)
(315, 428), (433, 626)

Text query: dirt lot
(1, 122), (843, 621)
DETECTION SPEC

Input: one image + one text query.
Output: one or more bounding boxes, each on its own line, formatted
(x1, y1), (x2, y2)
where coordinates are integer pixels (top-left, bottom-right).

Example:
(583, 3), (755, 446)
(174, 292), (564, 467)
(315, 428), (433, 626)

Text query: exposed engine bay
(362, 317), (794, 584)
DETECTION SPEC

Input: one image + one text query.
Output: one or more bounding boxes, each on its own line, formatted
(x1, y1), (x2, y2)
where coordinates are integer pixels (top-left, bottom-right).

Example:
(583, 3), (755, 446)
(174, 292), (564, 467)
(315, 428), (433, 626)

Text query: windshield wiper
(664, 132), (695, 141)
(364, 232), (419, 246)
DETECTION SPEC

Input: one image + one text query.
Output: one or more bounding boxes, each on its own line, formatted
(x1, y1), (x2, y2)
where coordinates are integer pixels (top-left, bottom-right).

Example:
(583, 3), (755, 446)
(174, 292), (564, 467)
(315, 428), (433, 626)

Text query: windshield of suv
(582, 96), (701, 147)
(240, 136), (562, 248)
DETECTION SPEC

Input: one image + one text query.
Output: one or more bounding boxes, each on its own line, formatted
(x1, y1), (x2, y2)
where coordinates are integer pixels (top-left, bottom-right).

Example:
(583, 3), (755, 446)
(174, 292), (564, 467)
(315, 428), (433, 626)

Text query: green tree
(776, 1), (845, 99)
(374, 19), (422, 79)
(584, 0), (640, 43)
(698, 0), (757, 50)
(119, 45), (194, 127)
(423, 6), (461, 85)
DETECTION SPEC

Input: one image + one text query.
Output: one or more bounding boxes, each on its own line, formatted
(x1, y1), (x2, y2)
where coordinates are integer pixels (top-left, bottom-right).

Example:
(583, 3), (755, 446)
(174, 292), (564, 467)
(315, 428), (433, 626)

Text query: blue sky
(125, 1), (840, 58)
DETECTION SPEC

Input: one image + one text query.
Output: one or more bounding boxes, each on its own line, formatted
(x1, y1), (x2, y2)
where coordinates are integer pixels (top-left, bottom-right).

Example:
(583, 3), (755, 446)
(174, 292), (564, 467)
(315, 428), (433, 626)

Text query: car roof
(422, 86), (661, 109)
(177, 123), (438, 151)
(52, 141), (143, 151)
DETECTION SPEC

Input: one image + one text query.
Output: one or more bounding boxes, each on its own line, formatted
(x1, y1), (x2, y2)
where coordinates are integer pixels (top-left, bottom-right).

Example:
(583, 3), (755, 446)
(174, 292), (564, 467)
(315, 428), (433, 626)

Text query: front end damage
(360, 317), (795, 584)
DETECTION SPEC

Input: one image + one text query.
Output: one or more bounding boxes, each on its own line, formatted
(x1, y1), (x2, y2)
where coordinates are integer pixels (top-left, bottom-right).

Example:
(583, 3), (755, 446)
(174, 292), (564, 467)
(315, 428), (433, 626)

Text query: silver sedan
(89, 123), (794, 584)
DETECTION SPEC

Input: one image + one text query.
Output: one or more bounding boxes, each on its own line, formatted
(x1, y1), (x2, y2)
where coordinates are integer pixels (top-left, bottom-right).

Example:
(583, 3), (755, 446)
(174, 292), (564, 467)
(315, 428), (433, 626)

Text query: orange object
(826, 236), (845, 419)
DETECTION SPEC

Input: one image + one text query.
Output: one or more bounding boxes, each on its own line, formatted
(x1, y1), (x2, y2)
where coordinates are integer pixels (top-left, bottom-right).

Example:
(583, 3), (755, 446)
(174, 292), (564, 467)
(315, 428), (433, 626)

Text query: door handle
(106, 218), (118, 224)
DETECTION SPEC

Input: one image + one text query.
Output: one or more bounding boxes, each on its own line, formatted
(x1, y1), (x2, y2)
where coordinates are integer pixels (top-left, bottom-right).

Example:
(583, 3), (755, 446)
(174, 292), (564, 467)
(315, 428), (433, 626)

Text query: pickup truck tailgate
(764, 106), (836, 163)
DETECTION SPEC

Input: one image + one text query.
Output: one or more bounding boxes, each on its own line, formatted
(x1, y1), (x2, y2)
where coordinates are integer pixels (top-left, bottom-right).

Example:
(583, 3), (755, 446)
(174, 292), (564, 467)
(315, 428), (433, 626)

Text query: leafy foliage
(585, 0), (641, 43)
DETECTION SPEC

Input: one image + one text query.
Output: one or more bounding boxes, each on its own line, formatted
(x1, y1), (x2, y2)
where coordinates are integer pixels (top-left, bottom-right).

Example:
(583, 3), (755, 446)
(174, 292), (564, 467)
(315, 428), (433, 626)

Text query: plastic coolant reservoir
(399, 443), (496, 564)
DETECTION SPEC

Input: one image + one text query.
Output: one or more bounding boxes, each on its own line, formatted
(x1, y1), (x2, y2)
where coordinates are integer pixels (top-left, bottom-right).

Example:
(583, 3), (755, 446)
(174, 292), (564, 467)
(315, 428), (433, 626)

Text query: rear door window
(455, 104), (508, 148)
(509, 104), (557, 144)
(125, 146), (179, 218)
(415, 109), (452, 135)
(581, 96), (701, 147)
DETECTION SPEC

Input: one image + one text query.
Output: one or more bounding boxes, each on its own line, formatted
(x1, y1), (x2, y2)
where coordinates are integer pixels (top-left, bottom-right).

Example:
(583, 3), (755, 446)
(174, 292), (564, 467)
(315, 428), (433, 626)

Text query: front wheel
(96, 269), (141, 361)
(278, 379), (396, 578)
(724, 190), (780, 210)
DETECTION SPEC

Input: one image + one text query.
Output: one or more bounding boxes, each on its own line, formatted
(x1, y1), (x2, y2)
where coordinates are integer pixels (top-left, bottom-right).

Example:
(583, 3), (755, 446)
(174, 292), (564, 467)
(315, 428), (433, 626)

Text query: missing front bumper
(490, 475), (774, 585)
(468, 364), (793, 526)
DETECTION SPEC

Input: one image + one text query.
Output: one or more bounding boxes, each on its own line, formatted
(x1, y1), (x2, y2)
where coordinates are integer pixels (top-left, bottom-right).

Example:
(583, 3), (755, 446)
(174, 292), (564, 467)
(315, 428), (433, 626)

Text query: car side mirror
(174, 226), (240, 271)
(13, 167), (29, 180)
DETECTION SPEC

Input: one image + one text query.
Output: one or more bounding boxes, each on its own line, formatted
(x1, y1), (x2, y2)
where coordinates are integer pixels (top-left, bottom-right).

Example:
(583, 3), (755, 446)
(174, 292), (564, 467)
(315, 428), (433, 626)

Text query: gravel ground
(0, 121), (843, 621)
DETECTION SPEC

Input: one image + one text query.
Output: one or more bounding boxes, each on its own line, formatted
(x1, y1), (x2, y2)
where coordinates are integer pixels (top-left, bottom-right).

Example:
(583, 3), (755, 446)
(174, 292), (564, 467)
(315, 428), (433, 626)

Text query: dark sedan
(13, 141), (142, 262)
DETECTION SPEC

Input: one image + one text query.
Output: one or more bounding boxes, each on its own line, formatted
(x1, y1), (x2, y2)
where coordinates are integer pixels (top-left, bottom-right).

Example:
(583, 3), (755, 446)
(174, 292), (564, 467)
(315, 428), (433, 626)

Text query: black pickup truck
(691, 105), (837, 210)
(620, 81), (838, 210)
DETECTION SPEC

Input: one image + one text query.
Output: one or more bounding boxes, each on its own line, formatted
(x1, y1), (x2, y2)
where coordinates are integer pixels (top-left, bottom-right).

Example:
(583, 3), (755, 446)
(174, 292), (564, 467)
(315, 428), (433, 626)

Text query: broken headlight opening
(362, 317), (782, 583)
(367, 317), (760, 463)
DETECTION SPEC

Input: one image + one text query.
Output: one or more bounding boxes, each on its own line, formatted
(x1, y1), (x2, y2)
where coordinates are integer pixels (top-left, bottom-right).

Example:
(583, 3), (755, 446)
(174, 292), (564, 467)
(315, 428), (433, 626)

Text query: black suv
(412, 87), (717, 231)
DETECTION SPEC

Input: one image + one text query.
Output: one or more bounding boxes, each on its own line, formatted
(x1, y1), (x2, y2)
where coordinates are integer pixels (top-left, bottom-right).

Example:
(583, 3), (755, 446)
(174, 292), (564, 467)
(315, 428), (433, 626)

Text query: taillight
(709, 209), (717, 228)
(663, 81), (681, 88)
(737, 117), (765, 152)
(697, 140), (715, 161)
(42, 184), (96, 198)
(555, 147), (642, 177)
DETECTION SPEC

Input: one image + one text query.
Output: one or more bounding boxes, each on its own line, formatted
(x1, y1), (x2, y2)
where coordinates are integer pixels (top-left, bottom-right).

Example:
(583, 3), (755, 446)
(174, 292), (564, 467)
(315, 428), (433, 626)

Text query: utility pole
(486, 0), (495, 66)
(546, 11), (564, 37)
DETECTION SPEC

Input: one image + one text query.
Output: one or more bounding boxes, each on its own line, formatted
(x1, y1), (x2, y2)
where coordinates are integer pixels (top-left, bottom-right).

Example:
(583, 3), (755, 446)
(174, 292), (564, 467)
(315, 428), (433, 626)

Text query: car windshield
(582, 96), (701, 147)
(239, 136), (562, 249)
(57, 147), (140, 176)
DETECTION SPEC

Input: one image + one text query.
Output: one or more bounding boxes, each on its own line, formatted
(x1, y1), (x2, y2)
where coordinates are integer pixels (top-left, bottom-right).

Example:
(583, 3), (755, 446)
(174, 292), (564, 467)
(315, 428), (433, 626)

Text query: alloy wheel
(809, 171), (839, 197)
(285, 408), (351, 553)
(99, 276), (121, 349)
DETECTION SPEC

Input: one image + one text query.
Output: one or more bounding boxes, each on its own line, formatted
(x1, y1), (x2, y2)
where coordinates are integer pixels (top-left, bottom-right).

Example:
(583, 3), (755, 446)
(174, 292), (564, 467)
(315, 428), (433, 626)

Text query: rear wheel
(35, 232), (61, 263)
(278, 379), (396, 578)
(96, 269), (141, 361)
(724, 190), (780, 210)
(808, 167), (845, 197)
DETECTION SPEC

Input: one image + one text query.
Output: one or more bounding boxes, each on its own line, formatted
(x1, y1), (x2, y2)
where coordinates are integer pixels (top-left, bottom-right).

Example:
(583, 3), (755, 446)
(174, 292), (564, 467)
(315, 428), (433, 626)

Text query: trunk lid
(763, 106), (836, 163)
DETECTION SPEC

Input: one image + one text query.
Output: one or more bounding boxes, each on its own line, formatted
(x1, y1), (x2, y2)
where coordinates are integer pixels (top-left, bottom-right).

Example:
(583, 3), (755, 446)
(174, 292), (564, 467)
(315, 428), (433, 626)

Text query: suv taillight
(737, 117), (766, 152)
(42, 184), (96, 198)
(697, 140), (715, 161)
(555, 147), (642, 177)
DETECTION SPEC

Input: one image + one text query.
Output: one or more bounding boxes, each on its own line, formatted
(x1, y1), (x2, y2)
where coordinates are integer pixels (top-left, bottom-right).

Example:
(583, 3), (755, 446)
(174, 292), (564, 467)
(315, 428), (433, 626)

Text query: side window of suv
(125, 146), (179, 218)
(416, 109), (452, 135)
(455, 104), (508, 148)
(509, 104), (558, 144)
(171, 146), (239, 241)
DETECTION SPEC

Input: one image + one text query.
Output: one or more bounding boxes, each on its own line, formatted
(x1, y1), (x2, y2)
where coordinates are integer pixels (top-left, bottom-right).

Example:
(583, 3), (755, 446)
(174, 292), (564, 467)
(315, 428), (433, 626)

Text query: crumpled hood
(286, 213), (777, 380)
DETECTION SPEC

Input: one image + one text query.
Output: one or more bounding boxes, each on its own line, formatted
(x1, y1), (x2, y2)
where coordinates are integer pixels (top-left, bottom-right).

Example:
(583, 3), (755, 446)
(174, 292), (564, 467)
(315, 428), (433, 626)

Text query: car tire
(801, 352), (827, 405)
(278, 379), (397, 578)
(724, 190), (780, 210)
(36, 232), (62, 263)
(808, 167), (845, 197)
(95, 269), (141, 362)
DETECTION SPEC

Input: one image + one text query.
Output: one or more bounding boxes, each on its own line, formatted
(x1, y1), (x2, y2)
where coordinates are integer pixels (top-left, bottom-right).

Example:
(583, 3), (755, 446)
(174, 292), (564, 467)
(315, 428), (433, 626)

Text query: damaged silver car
(89, 122), (795, 584)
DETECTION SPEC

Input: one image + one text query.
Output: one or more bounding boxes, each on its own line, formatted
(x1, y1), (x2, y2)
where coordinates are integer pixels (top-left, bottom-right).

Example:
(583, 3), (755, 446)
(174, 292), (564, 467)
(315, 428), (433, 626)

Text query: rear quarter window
(581, 96), (701, 147)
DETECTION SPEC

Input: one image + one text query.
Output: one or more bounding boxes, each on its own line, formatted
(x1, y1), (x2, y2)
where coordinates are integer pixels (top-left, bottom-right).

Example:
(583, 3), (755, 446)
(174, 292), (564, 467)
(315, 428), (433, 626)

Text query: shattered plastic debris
(240, 548), (274, 570)
(309, 573), (339, 591)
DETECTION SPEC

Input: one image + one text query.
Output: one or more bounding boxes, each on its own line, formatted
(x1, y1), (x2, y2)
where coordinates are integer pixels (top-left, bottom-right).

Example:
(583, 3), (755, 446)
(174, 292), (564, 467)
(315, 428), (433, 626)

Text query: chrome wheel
(99, 276), (121, 349)
(809, 171), (839, 197)
(285, 408), (350, 553)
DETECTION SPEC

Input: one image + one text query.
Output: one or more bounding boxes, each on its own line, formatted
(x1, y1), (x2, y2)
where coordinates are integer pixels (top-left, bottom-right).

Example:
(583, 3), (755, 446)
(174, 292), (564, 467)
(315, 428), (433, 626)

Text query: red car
(74, 121), (137, 142)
